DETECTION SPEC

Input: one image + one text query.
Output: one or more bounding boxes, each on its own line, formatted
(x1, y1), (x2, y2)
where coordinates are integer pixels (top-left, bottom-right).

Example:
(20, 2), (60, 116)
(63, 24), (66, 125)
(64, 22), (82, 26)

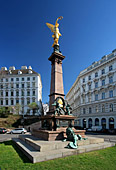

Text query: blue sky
(0, 0), (116, 103)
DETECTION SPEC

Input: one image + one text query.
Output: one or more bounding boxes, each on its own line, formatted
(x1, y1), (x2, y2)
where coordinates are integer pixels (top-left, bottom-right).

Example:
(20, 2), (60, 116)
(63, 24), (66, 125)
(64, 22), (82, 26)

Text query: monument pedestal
(32, 129), (86, 141)
(32, 115), (86, 141)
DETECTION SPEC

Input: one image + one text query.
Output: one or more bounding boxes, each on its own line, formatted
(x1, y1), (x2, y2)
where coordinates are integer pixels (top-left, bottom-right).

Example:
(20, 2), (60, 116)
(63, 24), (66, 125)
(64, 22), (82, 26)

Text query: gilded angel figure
(46, 16), (63, 47)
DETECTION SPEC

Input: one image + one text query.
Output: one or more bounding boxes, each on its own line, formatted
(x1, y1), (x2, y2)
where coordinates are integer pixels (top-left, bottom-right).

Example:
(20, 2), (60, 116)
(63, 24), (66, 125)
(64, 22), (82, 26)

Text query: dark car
(0, 128), (7, 134)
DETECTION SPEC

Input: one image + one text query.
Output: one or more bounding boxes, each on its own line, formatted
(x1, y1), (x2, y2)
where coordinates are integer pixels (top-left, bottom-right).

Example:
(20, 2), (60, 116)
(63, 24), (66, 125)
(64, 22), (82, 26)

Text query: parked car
(9, 128), (27, 134)
(87, 126), (102, 132)
(0, 128), (7, 134)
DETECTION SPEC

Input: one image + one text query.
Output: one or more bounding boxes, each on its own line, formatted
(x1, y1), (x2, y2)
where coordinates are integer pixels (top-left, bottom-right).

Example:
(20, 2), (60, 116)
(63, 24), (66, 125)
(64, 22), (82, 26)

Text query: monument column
(48, 45), (65, 113)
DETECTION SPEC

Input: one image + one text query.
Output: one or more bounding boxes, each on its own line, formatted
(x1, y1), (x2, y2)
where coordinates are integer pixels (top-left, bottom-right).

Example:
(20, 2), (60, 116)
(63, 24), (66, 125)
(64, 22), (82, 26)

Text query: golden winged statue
(46, 16), (63, 47)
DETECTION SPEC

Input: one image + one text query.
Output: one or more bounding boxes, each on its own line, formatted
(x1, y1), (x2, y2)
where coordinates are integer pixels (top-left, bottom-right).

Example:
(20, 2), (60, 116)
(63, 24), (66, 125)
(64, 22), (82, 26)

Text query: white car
(9, 128), (27, 134)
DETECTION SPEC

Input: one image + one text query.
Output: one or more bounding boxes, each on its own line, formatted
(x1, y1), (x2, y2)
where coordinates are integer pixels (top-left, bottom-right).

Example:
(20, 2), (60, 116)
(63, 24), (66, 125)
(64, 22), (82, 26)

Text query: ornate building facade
(66, 49), (116, 130)
(0, 66), (42, 115)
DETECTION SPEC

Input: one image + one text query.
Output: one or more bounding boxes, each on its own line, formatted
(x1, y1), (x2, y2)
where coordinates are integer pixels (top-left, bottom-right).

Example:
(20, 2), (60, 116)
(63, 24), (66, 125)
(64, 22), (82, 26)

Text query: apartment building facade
(66, 49), (116, 130)
(0, 66), (42, 115)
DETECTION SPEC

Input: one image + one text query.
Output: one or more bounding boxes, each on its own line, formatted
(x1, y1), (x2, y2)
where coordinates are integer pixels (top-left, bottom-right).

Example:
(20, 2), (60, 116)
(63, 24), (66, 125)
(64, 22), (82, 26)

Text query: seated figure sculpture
(64, 123), (82, 149)
(52, 97), (72, 116)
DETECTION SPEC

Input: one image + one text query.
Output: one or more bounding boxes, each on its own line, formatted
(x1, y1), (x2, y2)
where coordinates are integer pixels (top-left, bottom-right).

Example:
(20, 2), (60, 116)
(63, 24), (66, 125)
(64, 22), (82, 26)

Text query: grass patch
(0, 141), (116, 170)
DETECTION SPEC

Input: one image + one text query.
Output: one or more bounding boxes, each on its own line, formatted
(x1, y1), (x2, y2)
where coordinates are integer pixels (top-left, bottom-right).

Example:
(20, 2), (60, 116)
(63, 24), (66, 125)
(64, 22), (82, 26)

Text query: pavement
(86, 132), (116, 144)
(0, 133), (30, 142)
(0, 134), (19, 142)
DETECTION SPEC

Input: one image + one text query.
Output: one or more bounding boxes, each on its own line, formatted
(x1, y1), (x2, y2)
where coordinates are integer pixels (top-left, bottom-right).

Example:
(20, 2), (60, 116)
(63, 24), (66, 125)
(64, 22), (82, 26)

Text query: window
(109, 90), (113, 98)
(11, 91), (13, 96)
(95, 105), (98, 113)
(109, 104), (113, 112)
(11, 78), (13, 81)
(16, 99), (19, 104)
(6, 84), (8, 89)
(21, 91), (24, 96)
(21, 99), (24, 105)
(27, 98), (30, 105)
(1, 91), (3, 96)
(1, 79), (3, 82)
(6, 78), (8, 82)
(32, 98), (35, 102)
(11, 83), (13, 88)
(109, 65), (113, 71)
(1, 85), (3, 89)
(83, 108), (86, 114)
(102, 79), (105, 86)
(16, 78), (19, 81)
(27, 77), (30, 81)
(95, 118), (99, 126)
(32, 82), (35, 88)
(22, 78), (24, 81)
(27, 91), (30, 96)
(102, 69), (105, 75)
(102, 92), (105, 99)
(1, 100), (3, 105)
(83, 86), (85, 92)
(6, 91), (8, 96)
(83, 78), (85, 83)
(95, 72), (98, 77)
(27, 82), (30, 88)
(88, 75), (91, 80)
(6, 99), (8, 105)
(11, 99), (14, 105)
(102, 104), (105, 112)
(16, 91), (19, 96)
(95, 94), (98, 101)
(32, 90), (35, 96)
(33, 77), (35, 81)
(88, 84), (91, 90)
(83, 97), (85, 104)
(88, 94), (91, 103)
(95, 81), (98, 88)
(109, 76), (113, 83)
(89, 107), (92, 114)
(16, 84), (19, 88)
(22, 84), (24, 88)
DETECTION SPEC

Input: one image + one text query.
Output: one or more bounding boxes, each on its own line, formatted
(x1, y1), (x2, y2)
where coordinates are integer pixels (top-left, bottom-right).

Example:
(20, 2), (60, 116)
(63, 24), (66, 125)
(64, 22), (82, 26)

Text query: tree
(28, 102), (39, 115)
(0, 106), (10, 118)
(14, 103), (21, 115)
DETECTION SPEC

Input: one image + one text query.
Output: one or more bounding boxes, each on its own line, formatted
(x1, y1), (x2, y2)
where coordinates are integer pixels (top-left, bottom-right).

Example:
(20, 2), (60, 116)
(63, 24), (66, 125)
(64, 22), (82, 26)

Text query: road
(86, 132), (116, 143)
(0, 133), (20, 142)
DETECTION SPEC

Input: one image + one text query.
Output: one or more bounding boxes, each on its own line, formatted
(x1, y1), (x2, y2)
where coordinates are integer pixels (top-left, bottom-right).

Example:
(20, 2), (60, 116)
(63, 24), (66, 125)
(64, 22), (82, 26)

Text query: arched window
(83, 119), (86, 128)
(88, 118), (92, 128)
(101, 118), (106, 129)
(109, 117), (114, 129)
(95, 118), (99, 126)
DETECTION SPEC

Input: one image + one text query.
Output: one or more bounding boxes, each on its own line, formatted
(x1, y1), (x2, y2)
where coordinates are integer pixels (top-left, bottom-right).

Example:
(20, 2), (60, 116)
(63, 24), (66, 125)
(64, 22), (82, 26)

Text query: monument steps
(12, 135), (115, 163)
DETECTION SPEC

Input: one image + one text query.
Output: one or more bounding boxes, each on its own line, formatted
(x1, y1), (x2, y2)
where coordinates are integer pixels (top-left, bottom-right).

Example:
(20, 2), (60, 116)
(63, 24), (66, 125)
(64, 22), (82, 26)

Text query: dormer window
(28, 70), (32, 74)
(18, 70), (22, 74)
(9, 70), (12, 74)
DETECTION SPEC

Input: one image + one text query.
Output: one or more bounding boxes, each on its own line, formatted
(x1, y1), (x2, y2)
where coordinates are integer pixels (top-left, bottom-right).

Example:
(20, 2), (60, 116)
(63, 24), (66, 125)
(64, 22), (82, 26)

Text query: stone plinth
(32, 128), (86, 141)
(48, 50), (65, 112)
(40, 115), (76, 131)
